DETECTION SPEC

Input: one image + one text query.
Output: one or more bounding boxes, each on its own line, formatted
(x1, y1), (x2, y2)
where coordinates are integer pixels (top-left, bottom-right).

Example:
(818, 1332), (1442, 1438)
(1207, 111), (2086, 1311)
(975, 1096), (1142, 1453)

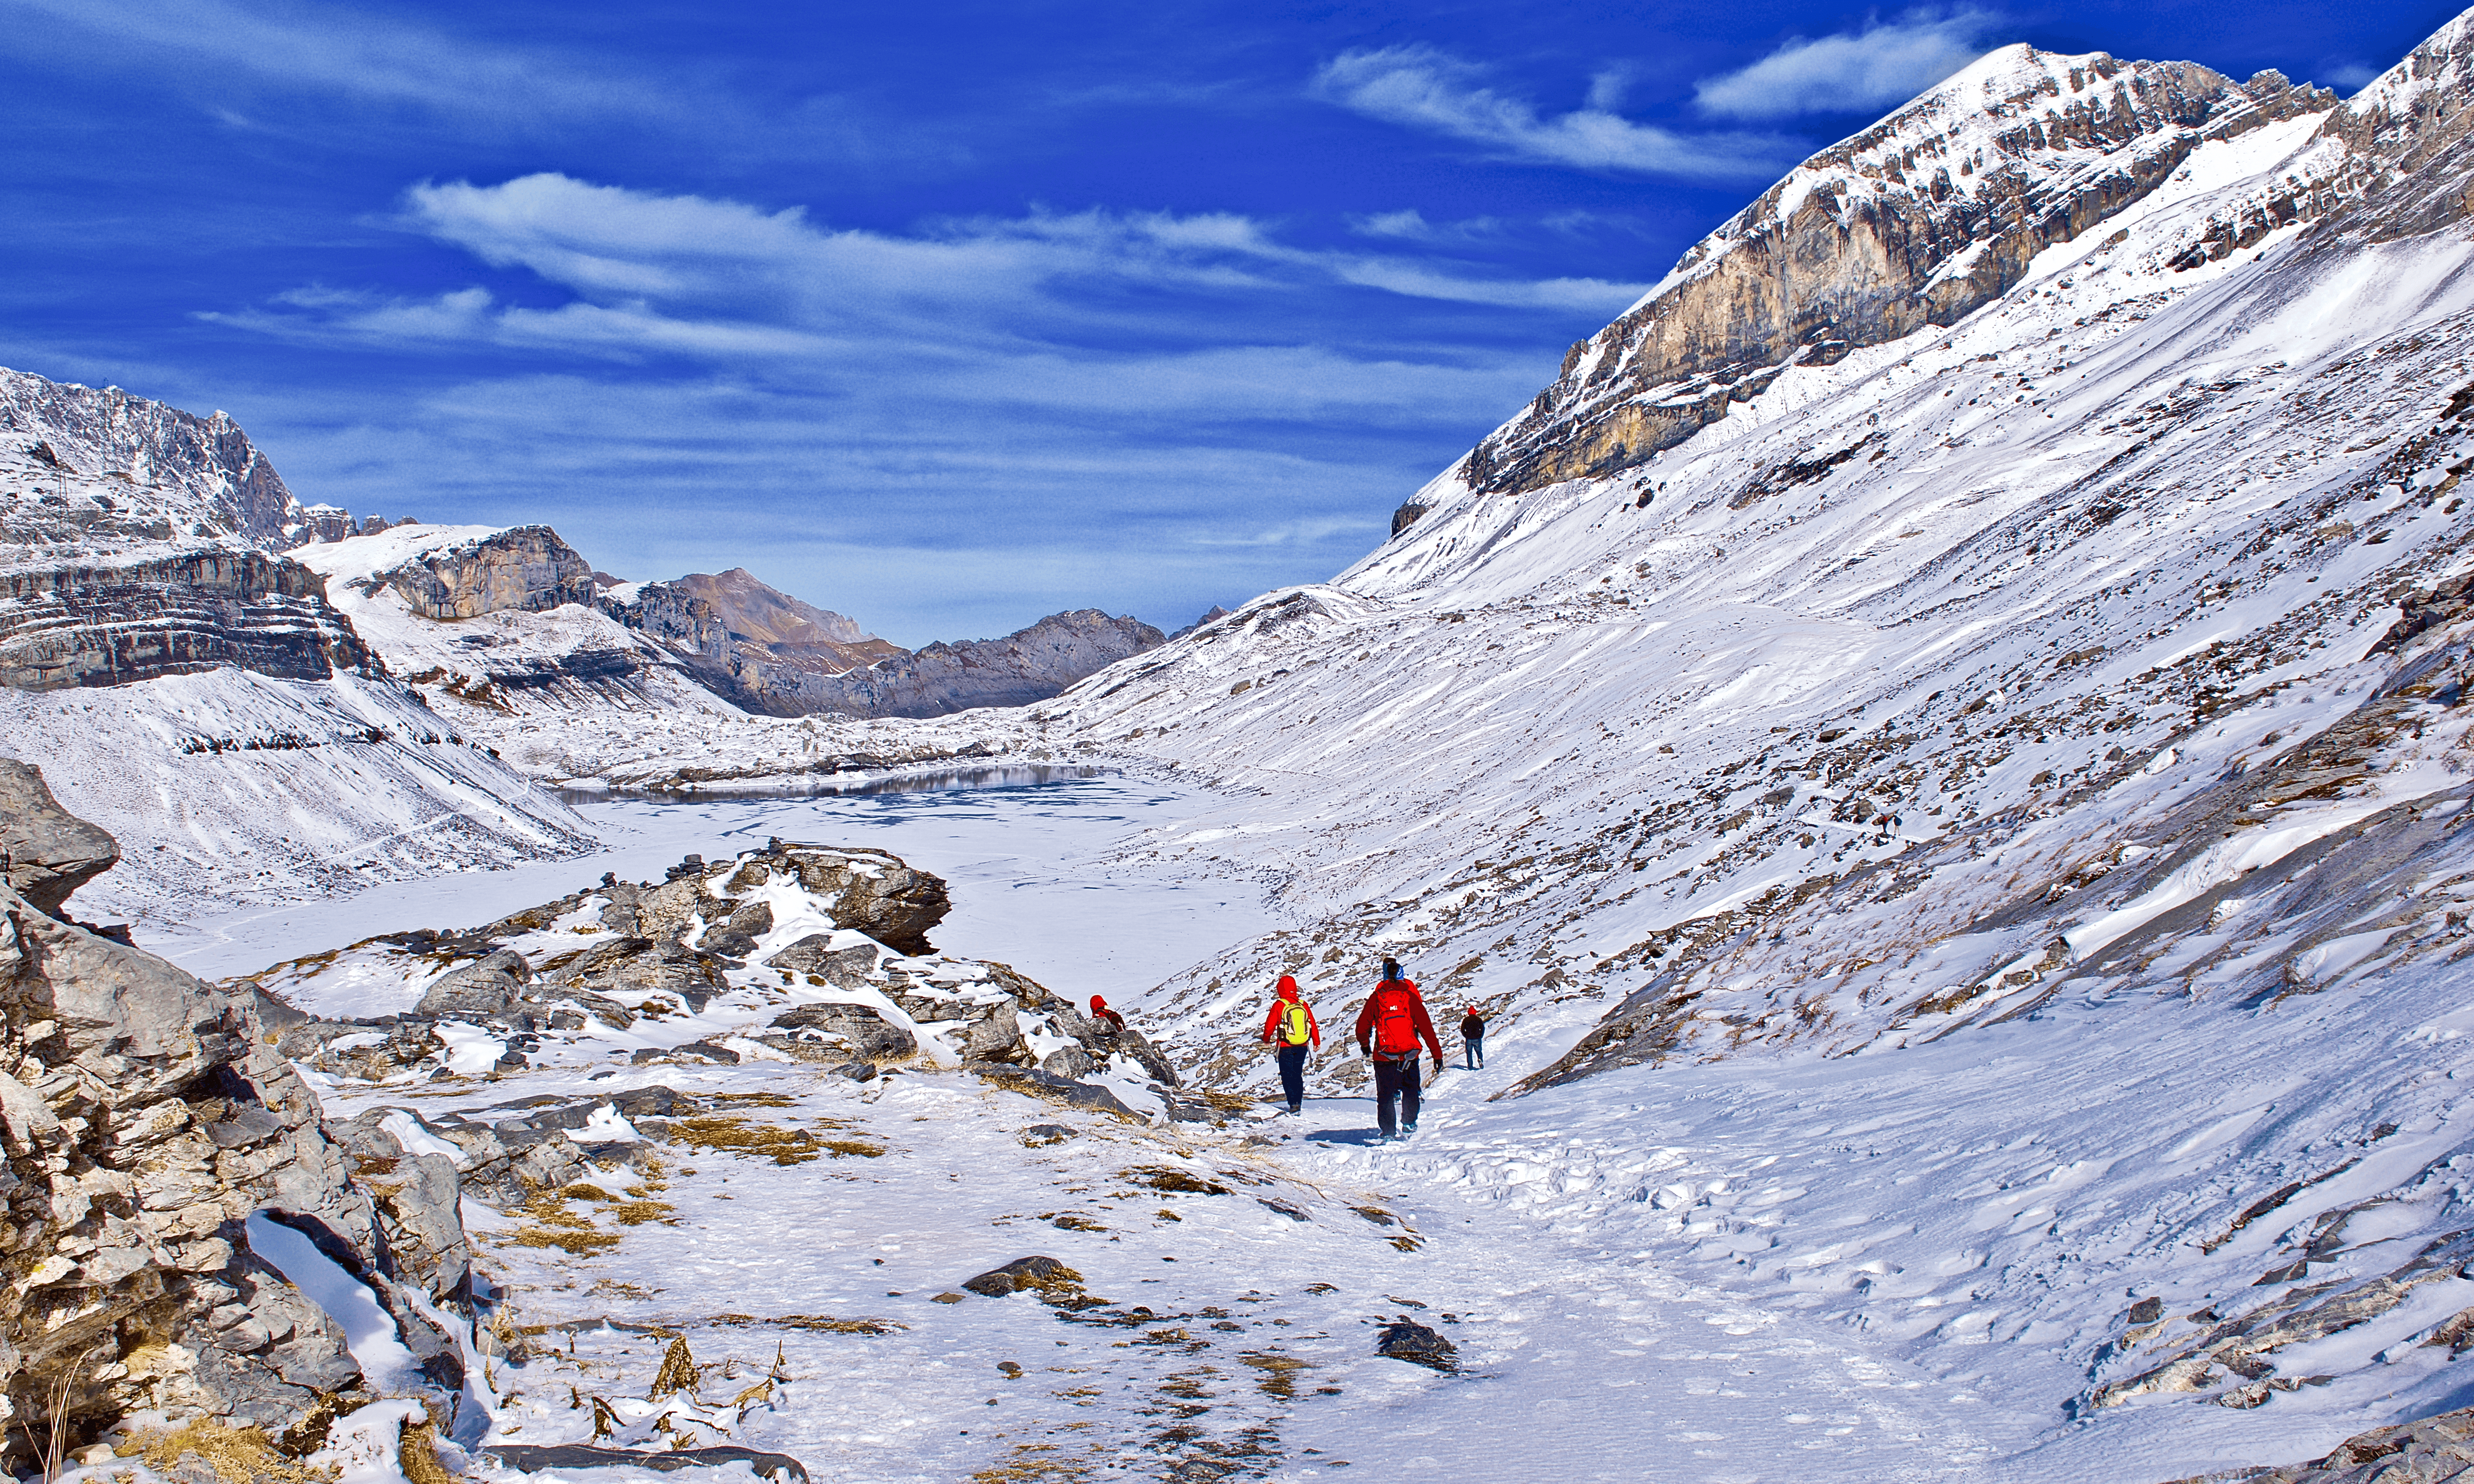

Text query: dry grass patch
(509, 1188), (622, 1256)
(1122, 1166), (1230, 1196)
(672, 1115), (881, 1164)
(128, 1421), (339, 1484)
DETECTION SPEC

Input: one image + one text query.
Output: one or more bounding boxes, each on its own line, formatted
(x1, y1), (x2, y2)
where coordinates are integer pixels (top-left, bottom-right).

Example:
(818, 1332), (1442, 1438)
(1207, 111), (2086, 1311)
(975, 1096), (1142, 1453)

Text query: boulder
(961, 1256), (1082, 1298)
(1375, 1320), (1457, 1371)
(766, 1003), (915, 1062)
(762, 935), (879, 988)
(414, 948), (531, 1018)
(0, 760), (120, 916)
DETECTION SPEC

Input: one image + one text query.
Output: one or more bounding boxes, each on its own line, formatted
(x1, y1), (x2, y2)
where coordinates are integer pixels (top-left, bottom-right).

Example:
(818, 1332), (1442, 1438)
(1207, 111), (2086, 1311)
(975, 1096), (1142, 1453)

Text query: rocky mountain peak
(2305, 5), (2474, 241)
(1454, 44), (2337, 500)
(0, 368), (310, 548)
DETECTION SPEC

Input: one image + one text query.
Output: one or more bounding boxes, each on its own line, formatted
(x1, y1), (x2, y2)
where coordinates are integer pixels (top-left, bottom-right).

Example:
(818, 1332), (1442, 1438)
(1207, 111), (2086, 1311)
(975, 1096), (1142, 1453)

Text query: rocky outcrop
(381, 526), (596, 621)
(0, 766), (470, 1469)
(1459, 48), (2335, 496)
(794, 609), (1166, 718)
(252, 841), (1182, 1106)
(0, 550), (377, 691)
(2168, 1402), (2474, 1482)
(0, 762), (117, 915)
(2308, 9), (2474, 243)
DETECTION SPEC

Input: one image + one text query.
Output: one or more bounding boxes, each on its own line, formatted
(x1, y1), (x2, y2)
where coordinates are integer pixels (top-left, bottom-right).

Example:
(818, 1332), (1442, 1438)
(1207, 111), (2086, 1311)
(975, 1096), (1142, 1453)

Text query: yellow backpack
(1279, 1002), (1311, 1045)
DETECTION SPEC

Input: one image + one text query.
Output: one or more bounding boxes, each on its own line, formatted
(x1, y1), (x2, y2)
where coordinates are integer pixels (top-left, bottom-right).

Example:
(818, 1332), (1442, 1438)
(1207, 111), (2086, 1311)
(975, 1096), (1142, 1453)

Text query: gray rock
(0, 846), (475, 1466)
(961, 1255), (1081, 1298)
(1040, 1046), (1096, 1079)
(1375, 1320), (1457, 1371)
(0, 760), (120, 916)
(763, 934), (879, 988)
(0, 550), (376, 693)
(415, 948), (532, 1018)
(767, 1003), (915, 1061)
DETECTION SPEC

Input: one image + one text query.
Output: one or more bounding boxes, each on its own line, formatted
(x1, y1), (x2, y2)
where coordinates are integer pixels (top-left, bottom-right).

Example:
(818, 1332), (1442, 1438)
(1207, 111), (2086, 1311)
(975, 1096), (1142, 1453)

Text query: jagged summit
(0, 366), (335, 550)
(1456, 44), (2336, 499)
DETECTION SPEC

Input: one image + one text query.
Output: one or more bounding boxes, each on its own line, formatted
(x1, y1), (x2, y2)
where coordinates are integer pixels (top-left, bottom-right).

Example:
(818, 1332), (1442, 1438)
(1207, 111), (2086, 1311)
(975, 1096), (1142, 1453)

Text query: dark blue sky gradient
(0, 0), (2453, 642)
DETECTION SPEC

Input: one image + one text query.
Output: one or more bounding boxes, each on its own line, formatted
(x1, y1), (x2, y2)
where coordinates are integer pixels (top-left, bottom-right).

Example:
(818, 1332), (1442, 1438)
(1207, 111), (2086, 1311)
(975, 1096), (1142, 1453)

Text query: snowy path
(1248, 1087), (2003, 1482)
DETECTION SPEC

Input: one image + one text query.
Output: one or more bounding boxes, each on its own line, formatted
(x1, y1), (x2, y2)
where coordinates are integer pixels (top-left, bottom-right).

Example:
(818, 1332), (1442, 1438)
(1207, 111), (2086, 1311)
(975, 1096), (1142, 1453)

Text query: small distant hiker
(1261, 974), (1321, 1116)
(1089, 995), (1127, 1038)
(1460, 1006), (1486, 1070)
(1355, 958), (1444, 1141)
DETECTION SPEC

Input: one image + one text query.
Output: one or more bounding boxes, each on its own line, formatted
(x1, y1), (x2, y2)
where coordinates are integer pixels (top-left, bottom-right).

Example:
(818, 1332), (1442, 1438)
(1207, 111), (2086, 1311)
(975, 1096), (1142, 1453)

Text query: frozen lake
(153, 768), (1286, 1006)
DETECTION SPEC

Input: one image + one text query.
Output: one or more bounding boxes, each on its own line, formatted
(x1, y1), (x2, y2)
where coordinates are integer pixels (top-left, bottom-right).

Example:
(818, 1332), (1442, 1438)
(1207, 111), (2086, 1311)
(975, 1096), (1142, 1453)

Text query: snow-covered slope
(888, 9), (2474, 1460)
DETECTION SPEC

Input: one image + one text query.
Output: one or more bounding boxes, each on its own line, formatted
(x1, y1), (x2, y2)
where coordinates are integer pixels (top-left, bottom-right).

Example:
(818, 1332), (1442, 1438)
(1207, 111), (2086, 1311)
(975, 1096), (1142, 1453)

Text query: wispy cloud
(213, 174), (1647, 362)
(1692, 11), (2003, 121)
(2, 0), (672, 127)
(1312, 45), (1785, 179)
(1347, 209), (1505, 244)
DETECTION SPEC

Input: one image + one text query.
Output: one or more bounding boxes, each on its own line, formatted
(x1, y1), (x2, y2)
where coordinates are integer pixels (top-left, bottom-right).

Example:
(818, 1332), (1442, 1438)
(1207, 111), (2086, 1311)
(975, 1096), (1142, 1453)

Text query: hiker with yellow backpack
(1261, 974), (1321, 1116)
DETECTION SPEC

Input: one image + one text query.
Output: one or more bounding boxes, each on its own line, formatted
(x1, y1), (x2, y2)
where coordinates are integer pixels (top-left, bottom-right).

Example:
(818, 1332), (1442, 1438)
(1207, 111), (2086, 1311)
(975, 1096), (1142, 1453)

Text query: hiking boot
(1403, 1123), (1417, 1136)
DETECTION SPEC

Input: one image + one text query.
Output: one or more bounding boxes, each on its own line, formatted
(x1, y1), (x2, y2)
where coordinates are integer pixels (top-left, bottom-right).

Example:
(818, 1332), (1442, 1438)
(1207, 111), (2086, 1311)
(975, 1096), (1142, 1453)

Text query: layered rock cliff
(0, 762), (472, 1467)
(0, 550), (376, 691)
(1456, 47), (2336, 498)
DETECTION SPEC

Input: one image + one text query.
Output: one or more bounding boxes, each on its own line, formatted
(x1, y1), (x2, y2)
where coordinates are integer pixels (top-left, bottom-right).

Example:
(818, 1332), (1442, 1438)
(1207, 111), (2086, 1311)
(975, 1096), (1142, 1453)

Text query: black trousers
(1277, 1043), (1309, 1109)
(1373, 1054), (1421, 1134)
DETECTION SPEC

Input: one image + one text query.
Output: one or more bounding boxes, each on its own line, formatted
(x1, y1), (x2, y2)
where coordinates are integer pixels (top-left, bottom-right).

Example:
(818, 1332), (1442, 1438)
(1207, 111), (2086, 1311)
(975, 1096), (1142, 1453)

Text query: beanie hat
(1381, 957), (1402, 980)
(1089, 995), (1108, 1013)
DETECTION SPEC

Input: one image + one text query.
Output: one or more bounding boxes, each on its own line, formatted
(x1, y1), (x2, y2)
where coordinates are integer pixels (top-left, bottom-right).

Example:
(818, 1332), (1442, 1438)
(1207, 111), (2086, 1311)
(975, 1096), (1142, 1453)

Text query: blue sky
(0, 0), (2453, 642)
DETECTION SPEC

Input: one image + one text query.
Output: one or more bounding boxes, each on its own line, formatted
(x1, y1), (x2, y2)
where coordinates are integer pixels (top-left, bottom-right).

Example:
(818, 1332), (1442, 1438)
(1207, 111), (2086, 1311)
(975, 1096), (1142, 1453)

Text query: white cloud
(1312, 46), (1785, 179)
(1347, 209), (1506, 244)
(2, 0), (671, 127)
(213, 174), (1649, 362)
(1693, 12), (2003, 120)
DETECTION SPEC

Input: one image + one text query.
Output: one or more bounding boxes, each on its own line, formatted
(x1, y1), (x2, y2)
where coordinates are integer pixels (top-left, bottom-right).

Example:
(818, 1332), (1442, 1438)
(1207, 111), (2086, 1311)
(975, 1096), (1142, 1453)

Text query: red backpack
(1371, 983), (1421, 1056)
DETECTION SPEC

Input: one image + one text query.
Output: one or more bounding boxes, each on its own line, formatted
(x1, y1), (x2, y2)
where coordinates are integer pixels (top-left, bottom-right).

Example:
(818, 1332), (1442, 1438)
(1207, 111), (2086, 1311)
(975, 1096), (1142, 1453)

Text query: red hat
(1275, 974), (1299, 998)
(1089, 995), (1108, 1012)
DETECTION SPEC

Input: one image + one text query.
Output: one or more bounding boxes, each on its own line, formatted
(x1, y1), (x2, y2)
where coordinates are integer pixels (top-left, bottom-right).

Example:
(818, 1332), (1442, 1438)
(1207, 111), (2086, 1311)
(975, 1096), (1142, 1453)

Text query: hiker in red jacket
(1089, 994), (1126, 1037)
(1261, 974), (1320, 1116)
(1353, 958), (1443, 1141)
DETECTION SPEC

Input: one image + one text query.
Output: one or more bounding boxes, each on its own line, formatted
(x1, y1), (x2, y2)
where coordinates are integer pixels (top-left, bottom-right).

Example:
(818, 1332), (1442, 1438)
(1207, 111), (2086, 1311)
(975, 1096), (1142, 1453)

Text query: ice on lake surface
(154, 768), (1282, 999)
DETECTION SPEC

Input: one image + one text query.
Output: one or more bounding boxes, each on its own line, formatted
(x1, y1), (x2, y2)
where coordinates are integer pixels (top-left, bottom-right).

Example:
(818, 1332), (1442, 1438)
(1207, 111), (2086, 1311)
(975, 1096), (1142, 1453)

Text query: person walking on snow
(1460, 1006), (1486, 1070)
(1261, 975), (1320, 1116)
(1355, 958), (1443, 1141)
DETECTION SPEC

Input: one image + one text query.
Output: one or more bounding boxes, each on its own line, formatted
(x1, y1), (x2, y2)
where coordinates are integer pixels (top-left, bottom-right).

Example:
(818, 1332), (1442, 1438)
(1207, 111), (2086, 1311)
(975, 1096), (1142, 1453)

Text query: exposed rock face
(795, 609), (1166, 718)
(598, 569), (900, 717)
(666, 569), (901, 675)
(0, 369), (317, 549)
(381, 526), (597, 621)
(2309, 9), (2474, 243)
(0, 550), (375, 691)
(0, 767), (470, 1467)
(1460, 47), (2335, 497)
(0, 761), (117, 915)
(2171, 1402), (2474, 1482)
